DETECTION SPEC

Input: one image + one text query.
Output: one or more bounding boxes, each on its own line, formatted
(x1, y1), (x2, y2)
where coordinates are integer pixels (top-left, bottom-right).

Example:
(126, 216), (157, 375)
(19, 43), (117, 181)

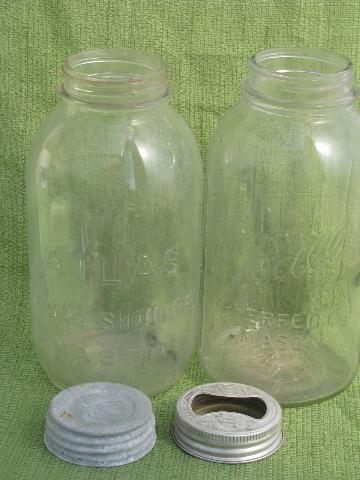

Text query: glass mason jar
(202, 48), (360, 405)
(27, 49), (203, 395)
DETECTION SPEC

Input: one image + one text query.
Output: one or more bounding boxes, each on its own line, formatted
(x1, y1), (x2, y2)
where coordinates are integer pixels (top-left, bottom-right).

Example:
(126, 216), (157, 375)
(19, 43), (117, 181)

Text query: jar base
(48, 374), (181, 398)
(37, 330), (191, 396)
(201, 332), (358, 405)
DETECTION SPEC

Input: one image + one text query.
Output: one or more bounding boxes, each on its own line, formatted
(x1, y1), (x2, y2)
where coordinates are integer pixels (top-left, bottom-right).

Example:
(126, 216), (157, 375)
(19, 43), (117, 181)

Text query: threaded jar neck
(242, 48), (357, 111)
(61, 49), (169, 107)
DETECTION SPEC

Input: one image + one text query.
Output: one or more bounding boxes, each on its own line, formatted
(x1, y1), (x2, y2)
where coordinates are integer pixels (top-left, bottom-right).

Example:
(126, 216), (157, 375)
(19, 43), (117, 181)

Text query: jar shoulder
(27, 102), (202, 175)
(210, 101), (360, 167)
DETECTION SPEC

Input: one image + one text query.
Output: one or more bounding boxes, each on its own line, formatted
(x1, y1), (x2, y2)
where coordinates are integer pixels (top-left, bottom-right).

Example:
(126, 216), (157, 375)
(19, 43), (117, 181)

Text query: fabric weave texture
(1, 1), (360, 479)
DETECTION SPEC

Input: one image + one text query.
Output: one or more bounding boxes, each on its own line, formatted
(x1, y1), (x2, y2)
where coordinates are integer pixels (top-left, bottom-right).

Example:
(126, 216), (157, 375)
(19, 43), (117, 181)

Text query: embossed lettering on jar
(202, 48), (360, 404)
(26, 49), (203, 394)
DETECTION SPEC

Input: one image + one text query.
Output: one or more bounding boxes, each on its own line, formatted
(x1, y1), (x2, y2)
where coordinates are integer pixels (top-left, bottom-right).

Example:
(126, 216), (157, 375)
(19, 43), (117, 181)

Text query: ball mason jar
(202, 48), (360, 405)
(26, 49), (203, 395)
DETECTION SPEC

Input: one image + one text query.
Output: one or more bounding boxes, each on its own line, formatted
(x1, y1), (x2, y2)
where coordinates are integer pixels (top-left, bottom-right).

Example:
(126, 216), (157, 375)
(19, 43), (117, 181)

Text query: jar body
(202, 99), (360, 404)
(27, 100), (202, 394)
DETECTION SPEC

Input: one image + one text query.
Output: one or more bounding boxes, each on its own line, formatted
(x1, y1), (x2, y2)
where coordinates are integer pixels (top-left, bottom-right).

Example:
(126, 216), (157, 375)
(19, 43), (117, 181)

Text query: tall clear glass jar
(27, 49), (203, 395)
(202, 48), (360, 405)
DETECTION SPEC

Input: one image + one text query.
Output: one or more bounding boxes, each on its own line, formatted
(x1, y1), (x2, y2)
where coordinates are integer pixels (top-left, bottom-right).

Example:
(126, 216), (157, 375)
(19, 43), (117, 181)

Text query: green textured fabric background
(1, 1), (360, 479)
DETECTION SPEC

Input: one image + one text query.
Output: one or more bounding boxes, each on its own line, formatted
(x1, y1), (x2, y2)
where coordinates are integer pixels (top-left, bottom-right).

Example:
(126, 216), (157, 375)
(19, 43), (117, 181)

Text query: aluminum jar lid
(44, 382), (156, 467)
(173, 382), (283, 463)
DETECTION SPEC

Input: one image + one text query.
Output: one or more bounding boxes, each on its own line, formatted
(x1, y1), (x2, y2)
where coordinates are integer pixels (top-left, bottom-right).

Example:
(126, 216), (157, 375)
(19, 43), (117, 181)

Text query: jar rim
(63, 48), (167, 85)
(61, 49), (169, 107)
(249, 48), (353, 82)
(243, 48), (357, 111)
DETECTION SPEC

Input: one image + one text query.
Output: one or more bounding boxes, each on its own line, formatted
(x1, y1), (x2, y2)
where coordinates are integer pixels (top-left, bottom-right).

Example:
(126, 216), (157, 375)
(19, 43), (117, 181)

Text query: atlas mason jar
(27, 49), (203, 395)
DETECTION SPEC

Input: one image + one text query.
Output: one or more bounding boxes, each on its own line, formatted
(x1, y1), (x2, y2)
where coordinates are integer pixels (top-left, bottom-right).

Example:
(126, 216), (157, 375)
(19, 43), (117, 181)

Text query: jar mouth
(62, 49), (169, 106)
(243, 48), (357, 110)
(250, 48), (352, 80)
(63, 48), (167, 84)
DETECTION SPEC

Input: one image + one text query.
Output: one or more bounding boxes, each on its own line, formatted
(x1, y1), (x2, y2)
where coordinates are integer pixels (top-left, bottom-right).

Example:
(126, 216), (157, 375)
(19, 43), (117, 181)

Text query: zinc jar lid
(44, 382), (156, 467)
(173, 382), (283, 464)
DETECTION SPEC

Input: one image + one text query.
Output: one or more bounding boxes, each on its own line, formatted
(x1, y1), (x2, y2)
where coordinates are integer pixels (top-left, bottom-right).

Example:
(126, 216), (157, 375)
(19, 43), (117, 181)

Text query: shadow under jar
(27, 49), (203, 395)
(202, 48), (360, 405)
